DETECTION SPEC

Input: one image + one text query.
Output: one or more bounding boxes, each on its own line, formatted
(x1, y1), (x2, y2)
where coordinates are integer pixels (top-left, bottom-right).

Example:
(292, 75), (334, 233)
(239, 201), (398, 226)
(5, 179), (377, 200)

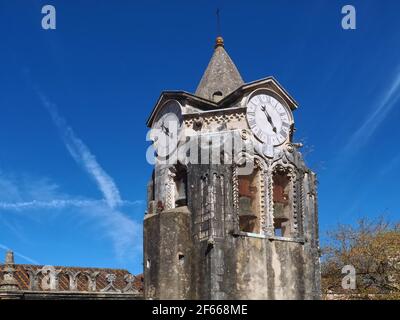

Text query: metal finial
(215, 36), (224, 48)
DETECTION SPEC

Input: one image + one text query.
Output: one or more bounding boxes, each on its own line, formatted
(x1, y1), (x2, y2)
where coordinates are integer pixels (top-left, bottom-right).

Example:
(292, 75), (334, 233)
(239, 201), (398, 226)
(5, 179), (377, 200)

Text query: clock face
(152, 100), (183, 157)
(246, 92), (291, 146)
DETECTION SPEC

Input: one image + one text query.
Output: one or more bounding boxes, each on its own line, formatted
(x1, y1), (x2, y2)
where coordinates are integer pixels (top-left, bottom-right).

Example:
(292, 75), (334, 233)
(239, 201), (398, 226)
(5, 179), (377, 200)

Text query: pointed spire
(195, 37), (244, 102)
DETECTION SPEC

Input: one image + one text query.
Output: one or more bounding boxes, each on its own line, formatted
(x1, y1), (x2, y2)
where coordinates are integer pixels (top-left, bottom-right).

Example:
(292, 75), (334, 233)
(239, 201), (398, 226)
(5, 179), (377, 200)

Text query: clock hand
(161, 122), (170, 136)
(261, 106), (277, 133)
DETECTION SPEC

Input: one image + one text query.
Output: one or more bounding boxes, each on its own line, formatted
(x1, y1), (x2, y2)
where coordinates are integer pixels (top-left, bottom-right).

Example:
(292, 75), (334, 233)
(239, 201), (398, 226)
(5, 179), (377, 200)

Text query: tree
(321, 216), (400, 300)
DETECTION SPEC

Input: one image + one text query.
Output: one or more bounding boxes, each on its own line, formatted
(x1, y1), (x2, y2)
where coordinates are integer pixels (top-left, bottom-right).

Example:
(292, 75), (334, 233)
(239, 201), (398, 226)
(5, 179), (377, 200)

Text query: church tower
(144, 37), (321, 300)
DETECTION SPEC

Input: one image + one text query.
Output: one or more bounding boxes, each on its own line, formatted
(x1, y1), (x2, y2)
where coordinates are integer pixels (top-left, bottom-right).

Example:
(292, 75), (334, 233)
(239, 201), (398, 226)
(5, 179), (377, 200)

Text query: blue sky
(0, 0), (399, 274)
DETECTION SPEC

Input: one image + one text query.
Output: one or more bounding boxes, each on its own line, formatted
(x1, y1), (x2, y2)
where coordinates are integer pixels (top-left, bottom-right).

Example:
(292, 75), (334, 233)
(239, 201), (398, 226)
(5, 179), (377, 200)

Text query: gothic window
(238, 166), (262, 233)
(272, 168), (292, 237)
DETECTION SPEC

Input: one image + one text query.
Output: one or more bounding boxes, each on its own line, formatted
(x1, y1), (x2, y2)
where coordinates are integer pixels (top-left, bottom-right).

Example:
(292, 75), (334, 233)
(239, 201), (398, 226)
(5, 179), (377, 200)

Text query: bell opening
(174, 163), (188, 208)
(238, 166), (261, 233)
(272, 168), (291, 237)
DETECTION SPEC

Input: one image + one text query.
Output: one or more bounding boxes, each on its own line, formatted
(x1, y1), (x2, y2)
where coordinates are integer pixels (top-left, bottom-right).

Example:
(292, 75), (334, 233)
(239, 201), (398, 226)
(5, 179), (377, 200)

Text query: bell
(239, 196), (257, 232)
(175, 180), (187, 206)
(273, 203), (289, 227)
(239, 178), (252, 197)
(239, 197), (256, 217)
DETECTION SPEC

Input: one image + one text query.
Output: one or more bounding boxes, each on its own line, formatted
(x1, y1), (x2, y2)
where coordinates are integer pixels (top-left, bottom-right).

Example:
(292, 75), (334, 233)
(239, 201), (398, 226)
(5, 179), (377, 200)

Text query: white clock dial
(152, 100), (183, 157)
(246, 92), (291, 146)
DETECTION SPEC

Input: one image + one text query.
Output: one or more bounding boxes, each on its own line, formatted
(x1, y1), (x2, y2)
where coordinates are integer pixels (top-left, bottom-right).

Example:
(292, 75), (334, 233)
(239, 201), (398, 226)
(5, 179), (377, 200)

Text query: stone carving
(0, 250), (140, 295)
(264, 169), (275, 235)
(66, 270), (81, 291)
(240, 129), (249, 140)
(0, 265), (20, 291)
(184, 110), (246, 128)
(193, 117), (204, 130)
(286, 143), (294, 153)
(101, 273), (121, 293)
(0, 251), (20, 292)
(83, 271), (100, 292)
(165, 169), (176, 210)
(296, 170), (306, 237)
(255, 158), (266, 233)
(122, 274), (140, 294)
(40, 265), (62, 291)
(26, 267), (42, 291)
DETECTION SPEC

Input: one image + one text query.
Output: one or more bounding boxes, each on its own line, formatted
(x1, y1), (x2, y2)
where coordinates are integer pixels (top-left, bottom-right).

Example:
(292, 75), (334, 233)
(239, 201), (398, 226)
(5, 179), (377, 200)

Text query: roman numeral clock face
(152, 100), (183, 158)
(246, 93), (291, 148)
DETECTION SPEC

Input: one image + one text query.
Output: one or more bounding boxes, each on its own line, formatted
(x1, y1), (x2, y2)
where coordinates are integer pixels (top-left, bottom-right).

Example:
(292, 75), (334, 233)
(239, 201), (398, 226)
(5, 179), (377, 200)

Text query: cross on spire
(215, 9), (224, 48)
(216, 8), (221, 37)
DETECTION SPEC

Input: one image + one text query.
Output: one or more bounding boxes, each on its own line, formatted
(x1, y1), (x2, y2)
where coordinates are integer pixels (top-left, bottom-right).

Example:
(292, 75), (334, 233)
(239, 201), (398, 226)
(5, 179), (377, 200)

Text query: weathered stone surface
(144, 207), (192, 299)
(145, 39), (321, 300)
(195, 37), (244, 102)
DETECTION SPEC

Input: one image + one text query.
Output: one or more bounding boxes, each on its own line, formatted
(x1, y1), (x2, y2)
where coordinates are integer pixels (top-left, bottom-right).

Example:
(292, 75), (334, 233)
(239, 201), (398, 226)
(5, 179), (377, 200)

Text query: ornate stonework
(0, 260), (143, 299)
(184, 109), (246, 128)
(145, 38), (321, 300)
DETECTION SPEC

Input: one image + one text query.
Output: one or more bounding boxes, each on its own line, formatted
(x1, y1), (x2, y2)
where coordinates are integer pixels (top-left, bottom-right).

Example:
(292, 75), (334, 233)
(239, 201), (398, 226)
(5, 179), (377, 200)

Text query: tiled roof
(0, 263), (144, 294)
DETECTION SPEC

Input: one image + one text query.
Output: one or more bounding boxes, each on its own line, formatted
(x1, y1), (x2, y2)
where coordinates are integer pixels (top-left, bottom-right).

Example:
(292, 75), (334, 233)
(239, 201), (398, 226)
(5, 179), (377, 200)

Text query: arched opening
(272, 168), (292, 237)
(238, 165), (262, 233)
(212, 91), (223, 102)
(173, 163), (187, 207)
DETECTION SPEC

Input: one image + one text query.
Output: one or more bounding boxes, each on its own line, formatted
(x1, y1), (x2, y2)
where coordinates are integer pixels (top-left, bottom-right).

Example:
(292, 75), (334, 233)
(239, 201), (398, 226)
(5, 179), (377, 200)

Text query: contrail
(345, 70), (400, 150)
(0, 199), (142, 211)
(0, 244), (39, 265)
(37, 93), (122, 209)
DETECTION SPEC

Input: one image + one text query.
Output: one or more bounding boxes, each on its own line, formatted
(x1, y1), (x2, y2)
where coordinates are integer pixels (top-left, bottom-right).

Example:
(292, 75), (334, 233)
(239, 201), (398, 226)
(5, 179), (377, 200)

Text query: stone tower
(144, 37), (321, 300)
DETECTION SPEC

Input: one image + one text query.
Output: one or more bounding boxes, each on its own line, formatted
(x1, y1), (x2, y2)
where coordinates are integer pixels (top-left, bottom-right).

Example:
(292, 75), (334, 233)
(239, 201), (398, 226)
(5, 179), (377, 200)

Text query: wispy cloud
(345, 69), (400, 150)
(37, 93), (122, 209)
(34, 92), (144, 259)
(0, 172), (143, 265)
(1, 201), (143, 264)
(81, 203), (142, 261)
(0, 199), (140, 211)
(1, 84), (142, 268)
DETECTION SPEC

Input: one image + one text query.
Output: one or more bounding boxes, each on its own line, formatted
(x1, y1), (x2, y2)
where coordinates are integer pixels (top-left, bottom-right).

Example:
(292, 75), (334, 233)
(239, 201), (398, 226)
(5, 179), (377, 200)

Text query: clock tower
(144, 37), (321, 299)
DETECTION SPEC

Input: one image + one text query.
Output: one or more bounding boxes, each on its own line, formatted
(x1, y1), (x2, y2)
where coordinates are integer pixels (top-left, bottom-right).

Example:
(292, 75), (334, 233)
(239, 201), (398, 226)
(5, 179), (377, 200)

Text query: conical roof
(195, 37), (244, 102)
